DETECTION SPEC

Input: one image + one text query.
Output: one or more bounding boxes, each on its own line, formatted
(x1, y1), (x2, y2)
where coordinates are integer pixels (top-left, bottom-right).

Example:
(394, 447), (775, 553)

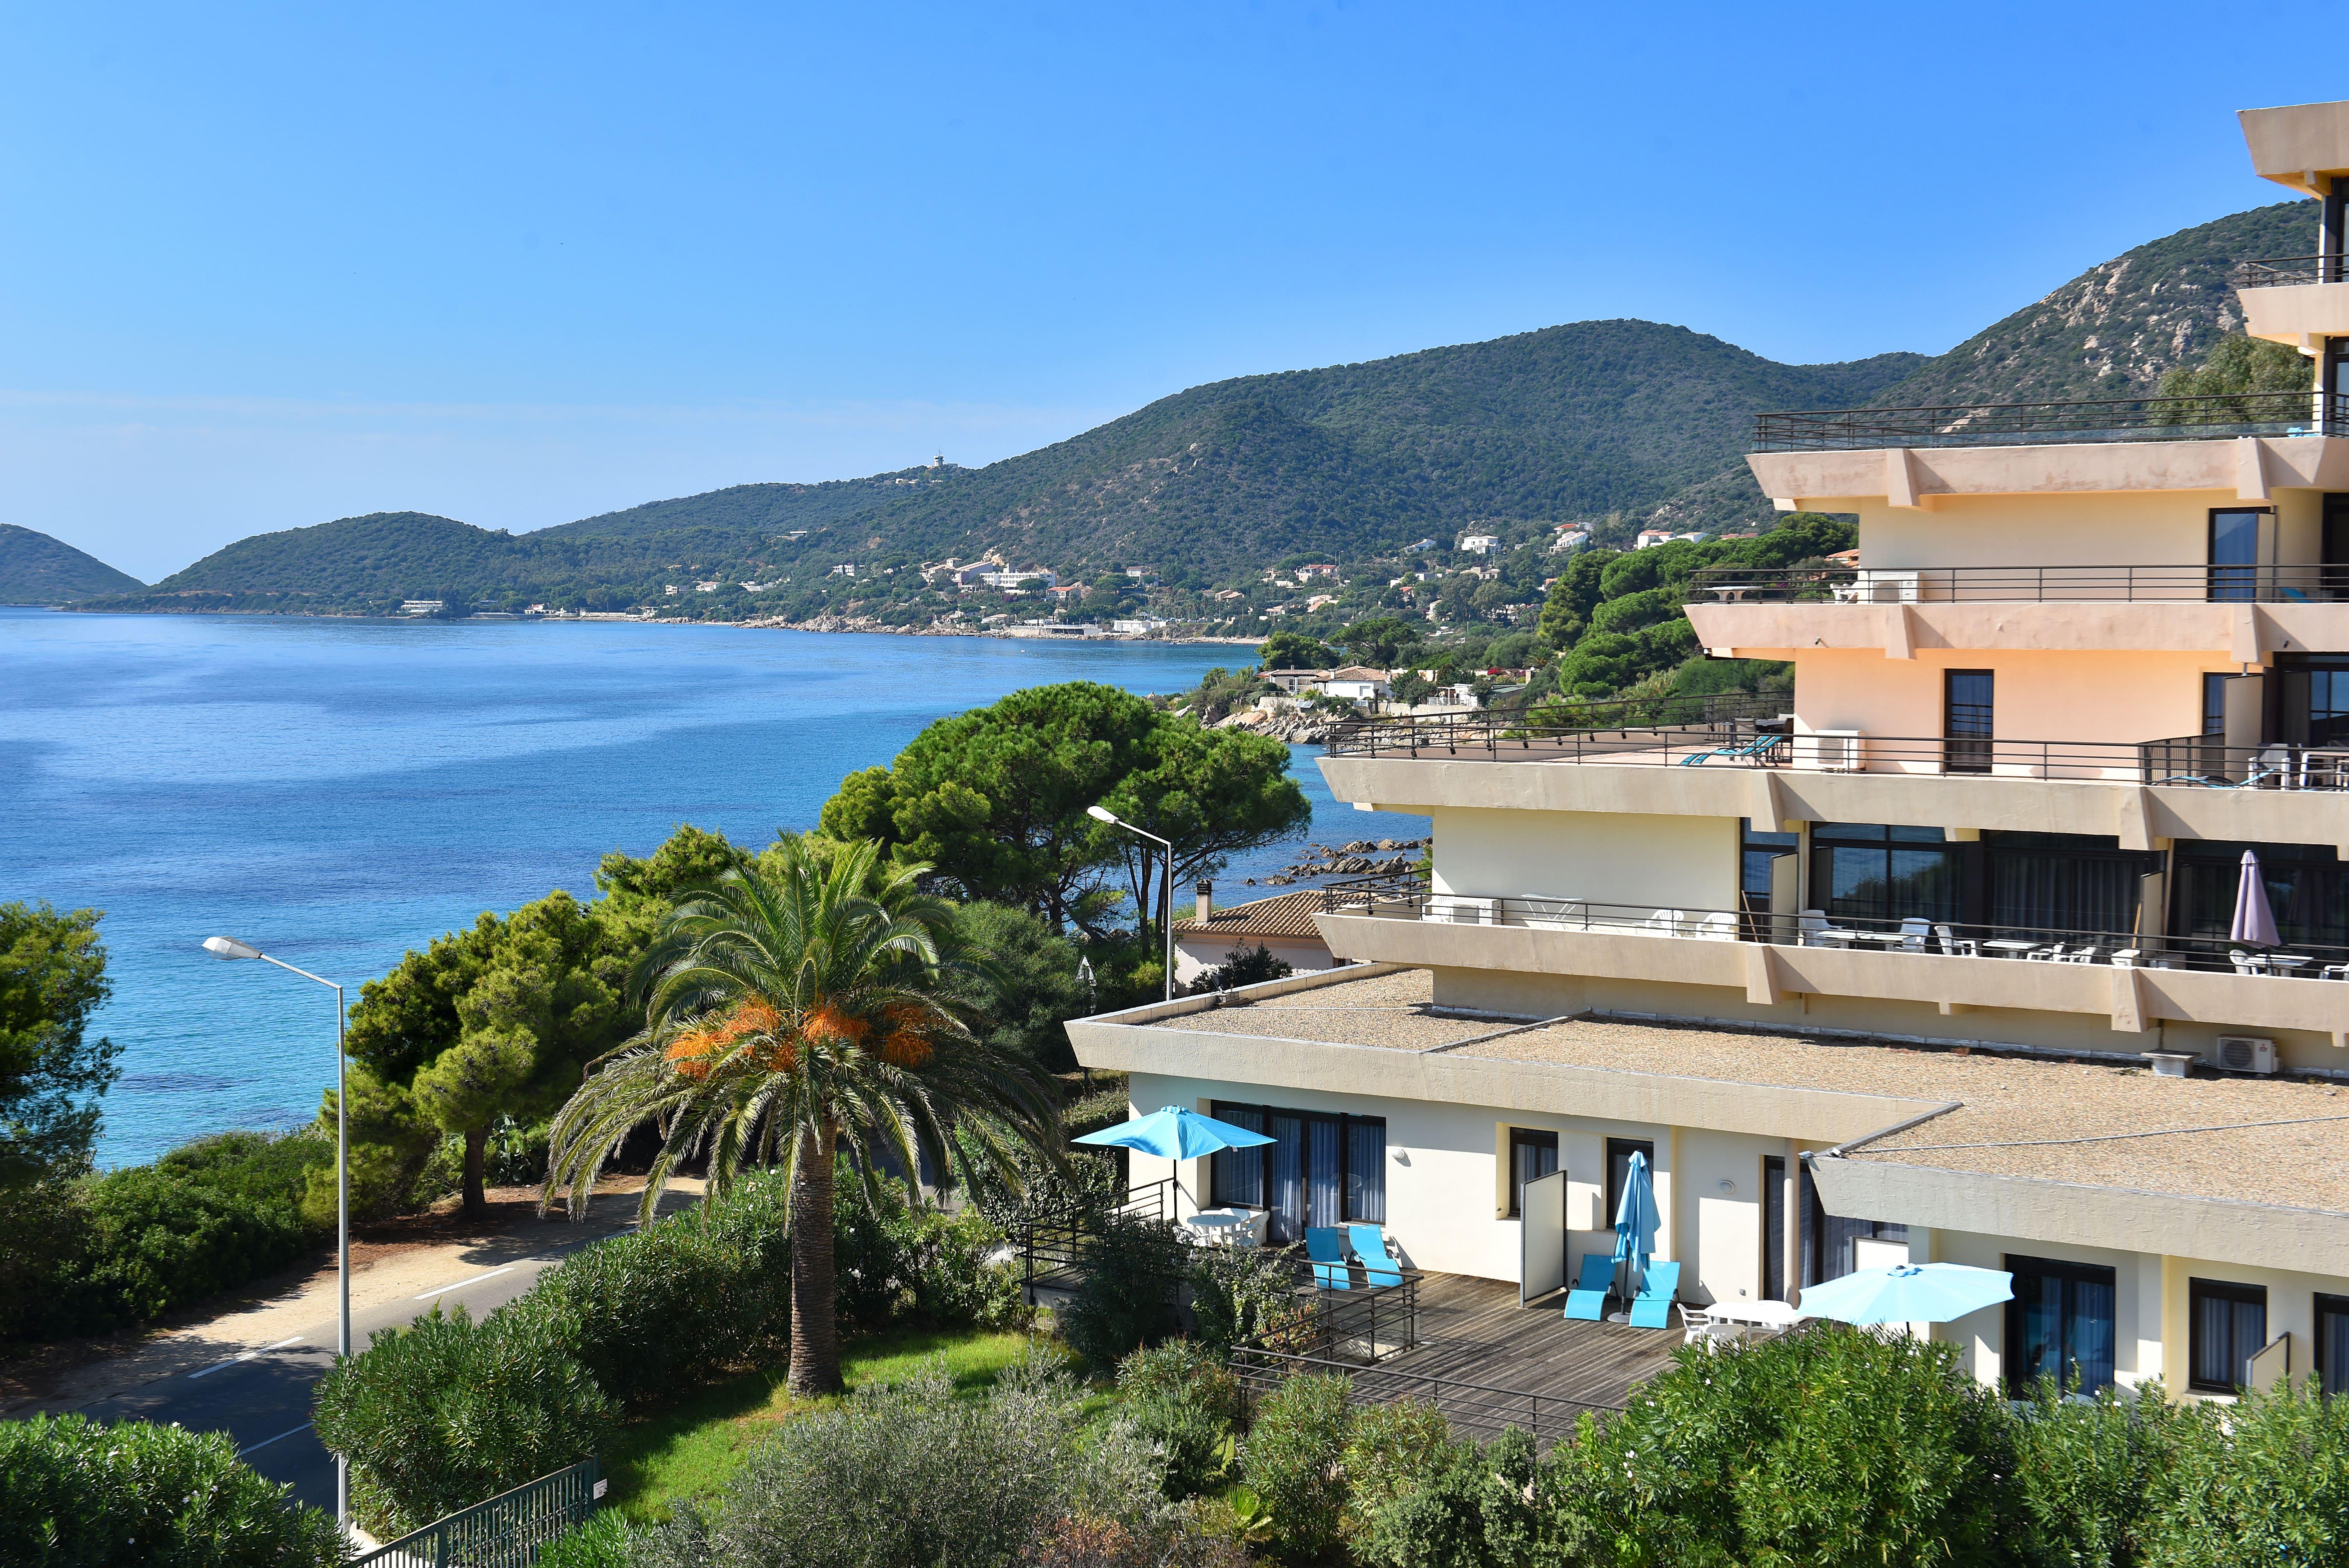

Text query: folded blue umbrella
(1797, 1262), (2014, 1325)
(1072, 1106), (1274, 1160)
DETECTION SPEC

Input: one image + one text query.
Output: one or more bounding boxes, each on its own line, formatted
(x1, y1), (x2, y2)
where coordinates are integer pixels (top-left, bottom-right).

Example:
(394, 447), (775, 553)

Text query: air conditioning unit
(2215, 1035), (2278, 1074)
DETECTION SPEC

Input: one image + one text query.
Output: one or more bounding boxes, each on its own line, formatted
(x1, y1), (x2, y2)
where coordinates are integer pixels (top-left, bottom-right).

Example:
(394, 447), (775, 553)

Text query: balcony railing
(1753, 390), (2349, 451)
(1326, 713), (2349, 791)
(2231, 254), (2349, 288)
(1685, 562), (2349, 605)
(1317, 880), (2349, 980)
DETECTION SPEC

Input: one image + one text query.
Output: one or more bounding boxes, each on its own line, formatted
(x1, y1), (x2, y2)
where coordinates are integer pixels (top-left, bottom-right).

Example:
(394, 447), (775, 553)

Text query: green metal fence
(355, 1459), (599, 1568)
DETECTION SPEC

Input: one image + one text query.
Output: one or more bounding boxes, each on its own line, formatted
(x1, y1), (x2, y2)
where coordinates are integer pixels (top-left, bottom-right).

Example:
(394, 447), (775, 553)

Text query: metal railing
(1325, 697), (1785, 758)
(356, 1461), (599, 1568)
(1246, 1265), (1423, 1363)
(2231, 254), (2349, 288)
(1315, 881), (2349, 980)
(1754, 390), (2349, 450)
(1014, 1178), (1174, 1301)
(1686, 562), (2349, 605)
(1326, 713), (2349, 791)
(1229, 1343), (1619, 1446)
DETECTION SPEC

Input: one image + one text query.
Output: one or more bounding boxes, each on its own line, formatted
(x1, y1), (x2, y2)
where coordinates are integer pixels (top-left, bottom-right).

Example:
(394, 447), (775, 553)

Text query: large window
(1798, 1159), (1905, 1286)
(1604, 1137), (1654, 1228)
(2004, 1256), (2117, 1395)
(1208, 1101), (1385, 1244)
(1984, 833), (2161, 939)
(1508, 1128), (1558, 1219)
(2275, 656), (2349, 749)
(1810, 823), (1961, 927)
(2189, 1278), (2269, 1393)
(2210, 507), (2267, 602)
(2320, 1294), (2349, 1398)
(2173, 841), (2349, 952)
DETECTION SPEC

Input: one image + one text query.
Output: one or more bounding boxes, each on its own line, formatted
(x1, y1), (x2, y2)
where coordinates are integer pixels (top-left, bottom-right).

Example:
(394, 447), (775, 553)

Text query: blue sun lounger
(1629, 1260), (1681, 1329)
(1562, 1253), (1616, 1320)
(1349, 1224), (1403, 1288)
(1305, 1226), (1351, 1289)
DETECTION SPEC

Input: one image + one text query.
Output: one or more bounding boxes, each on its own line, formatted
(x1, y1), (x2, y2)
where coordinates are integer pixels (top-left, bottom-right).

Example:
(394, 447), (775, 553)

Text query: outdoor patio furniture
(1349, 1224), (1403, 1287)
(1897, 917), (1932, 951)
(1695, 911), (1739, 942)
(2060, 945), (2101, 964)
(1677, 732), (1785, 767)
(1981, 938), (2041, 957)
(2026, 944), (2069, 962)
(2230, 949), (2263, 976)
(1642, 908), (1688, 936)
(1561, 1253), (1615, 1321)
(1933, 924), (1979, 957)
(1305, 1226), (1352, 1289)
(1628, 1260), (1681, 1329)
(1800, 910), (1857, 947)
(2323, 964), (2349, 981)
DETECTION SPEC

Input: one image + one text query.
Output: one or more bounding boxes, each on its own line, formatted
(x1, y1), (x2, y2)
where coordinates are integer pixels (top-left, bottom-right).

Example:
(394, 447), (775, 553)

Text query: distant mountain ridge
(0, 524), (144, 602)
(75, 200), (2311, 618)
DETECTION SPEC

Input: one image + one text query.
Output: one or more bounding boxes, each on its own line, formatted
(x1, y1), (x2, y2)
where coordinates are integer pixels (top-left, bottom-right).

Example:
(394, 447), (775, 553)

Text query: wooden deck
(1235, 1271), (1684, 1444)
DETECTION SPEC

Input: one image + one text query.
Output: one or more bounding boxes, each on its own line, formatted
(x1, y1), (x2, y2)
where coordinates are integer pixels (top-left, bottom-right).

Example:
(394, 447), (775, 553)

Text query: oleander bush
(1349, 1424), (1542, 1568)
(1059, 1210), (1189, 1373)
(2136, 1379), (2349, 1567)
(0, 1411), (348, 1566)
(1116, 1340), (1246, 1498)
(1187, 1244), (1308, 1356)
(312, 1302), (616, 1536)
(1239, 1372), (1357, 1563)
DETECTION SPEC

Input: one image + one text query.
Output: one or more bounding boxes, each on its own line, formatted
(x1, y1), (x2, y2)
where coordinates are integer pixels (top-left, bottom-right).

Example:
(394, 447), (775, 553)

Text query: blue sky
(0, 3), (2329, 581)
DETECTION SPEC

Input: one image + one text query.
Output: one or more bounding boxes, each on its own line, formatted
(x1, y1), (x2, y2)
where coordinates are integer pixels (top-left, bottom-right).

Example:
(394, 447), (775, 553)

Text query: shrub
(1117, 1340), (1246, 1429)
(509, 1172), (794, 1407)
(1116, 1342), (1246, 1502)
(0, 1410), (347, 1566)
(1188, 1245), (1308, 1357)
(1556, 1326), (2025, 1568)
(1240, 1373), (1356, 1563)
(1059, 1211), (1189, 1373)
(1338, 1400), (1459, 1528)
(158, 1128), (333, 1212)
(2140, 1379), (2349, 1566)
(46, 1164), (311, 1333)
(539, 1511), (640, 1568)
(2008, 1377), (2183, 1565)
(1024, 1507), (1250, 1568)
(1351, 1425), (1545, 1568)
(312, 1303), (615, 1537)
(679, 1349), (1162, 1568)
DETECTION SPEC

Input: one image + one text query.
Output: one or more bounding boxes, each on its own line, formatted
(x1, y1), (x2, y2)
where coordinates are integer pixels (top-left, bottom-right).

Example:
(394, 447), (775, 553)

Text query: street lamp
(1087, 805), (1173, 1001)
(203, 935), (351, 1527)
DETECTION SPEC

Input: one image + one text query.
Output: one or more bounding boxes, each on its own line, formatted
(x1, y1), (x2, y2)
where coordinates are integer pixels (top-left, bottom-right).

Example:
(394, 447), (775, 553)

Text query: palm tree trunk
(462, 1124), (489, 1219)
(786, 1115), (845, 1396)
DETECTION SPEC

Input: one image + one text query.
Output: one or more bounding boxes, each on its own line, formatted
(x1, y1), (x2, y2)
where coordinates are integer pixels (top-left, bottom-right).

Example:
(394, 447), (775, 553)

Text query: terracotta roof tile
(1172, 889), (1328, 942)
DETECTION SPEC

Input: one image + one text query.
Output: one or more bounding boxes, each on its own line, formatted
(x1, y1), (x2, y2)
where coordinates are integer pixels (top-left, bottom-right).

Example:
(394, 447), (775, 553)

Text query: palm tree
(542, 837), (1061, 1395)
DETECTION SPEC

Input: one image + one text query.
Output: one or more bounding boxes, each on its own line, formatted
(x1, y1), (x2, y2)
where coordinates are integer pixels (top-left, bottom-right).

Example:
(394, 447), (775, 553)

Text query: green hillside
(0, 524), (144, 602)
(75, 201), (2318, 626)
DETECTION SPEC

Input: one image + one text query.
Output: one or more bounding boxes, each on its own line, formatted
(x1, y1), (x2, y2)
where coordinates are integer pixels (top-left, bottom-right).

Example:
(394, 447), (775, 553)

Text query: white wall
(1430, 806), (1739, 914)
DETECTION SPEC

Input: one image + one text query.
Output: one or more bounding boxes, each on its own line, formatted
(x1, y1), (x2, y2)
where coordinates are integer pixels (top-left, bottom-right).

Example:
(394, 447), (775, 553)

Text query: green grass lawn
(602, 1328), (1065, 1522)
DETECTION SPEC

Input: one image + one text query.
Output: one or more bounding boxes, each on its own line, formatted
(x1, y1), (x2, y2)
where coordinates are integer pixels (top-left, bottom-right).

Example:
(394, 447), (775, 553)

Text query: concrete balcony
(1684, 596), (2349, 661)
(1746, 433), (2349, 511)
(1319, 740), (2349, 855)
(1311, 898), (2349, 1049)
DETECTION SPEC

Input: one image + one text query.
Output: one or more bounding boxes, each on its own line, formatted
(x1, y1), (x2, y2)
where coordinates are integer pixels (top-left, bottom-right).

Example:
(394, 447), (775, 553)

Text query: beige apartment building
(1072, 101), (2349, 1406)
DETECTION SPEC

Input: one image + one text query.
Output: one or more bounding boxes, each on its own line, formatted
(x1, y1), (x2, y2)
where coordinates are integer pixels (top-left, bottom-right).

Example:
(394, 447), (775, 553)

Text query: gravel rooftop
(1146, 968), (2349, 1213)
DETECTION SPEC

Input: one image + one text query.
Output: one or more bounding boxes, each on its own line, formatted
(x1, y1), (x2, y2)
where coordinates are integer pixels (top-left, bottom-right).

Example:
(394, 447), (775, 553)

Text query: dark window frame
(2189, 1276), (2269, 1394)
(1506, 1128), (1559, 1219)
(1944, 668), (1994, 775)
(2208, 505), (2271, 603)
(2002, 1253), (2119, 1397)
(1604, 1137), (1655, 1228)
(1207, 1099), (1387, 1228)
(2318, 1293), (2349, 1398)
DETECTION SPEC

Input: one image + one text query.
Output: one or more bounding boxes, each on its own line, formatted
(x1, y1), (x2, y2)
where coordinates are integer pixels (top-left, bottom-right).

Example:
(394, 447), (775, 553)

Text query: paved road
(73, 1220), (646, 1515)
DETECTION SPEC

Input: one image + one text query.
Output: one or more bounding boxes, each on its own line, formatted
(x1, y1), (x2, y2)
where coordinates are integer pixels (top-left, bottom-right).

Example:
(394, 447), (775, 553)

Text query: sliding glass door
(1210, 1101), (1387, 1243)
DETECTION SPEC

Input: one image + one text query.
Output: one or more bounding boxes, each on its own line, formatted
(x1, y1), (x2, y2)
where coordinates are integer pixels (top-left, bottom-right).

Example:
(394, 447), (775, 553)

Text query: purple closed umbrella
(2230, 850), (2281, 947)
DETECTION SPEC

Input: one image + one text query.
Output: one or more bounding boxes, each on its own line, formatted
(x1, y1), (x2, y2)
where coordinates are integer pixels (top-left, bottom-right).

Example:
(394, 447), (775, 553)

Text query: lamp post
(1086, 805), (1173, 1001)
(202, 935), (349, 1527)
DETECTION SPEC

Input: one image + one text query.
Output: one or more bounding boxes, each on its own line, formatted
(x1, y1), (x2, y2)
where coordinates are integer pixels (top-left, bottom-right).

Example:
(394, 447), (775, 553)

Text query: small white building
(1459, 534), (1503, 555)
(1551, 528), (1592, 553)
(1635, 529), (1708, 549)
(1169, 887), (1340, 987)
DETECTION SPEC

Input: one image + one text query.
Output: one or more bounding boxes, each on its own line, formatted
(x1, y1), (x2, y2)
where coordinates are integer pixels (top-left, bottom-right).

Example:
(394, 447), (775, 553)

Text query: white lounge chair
(1934, 924), (1979, 957)
(1799, 910), (1856, 948)
(1897, 917), (1932, 951)
(1695, 911), (1739, 942)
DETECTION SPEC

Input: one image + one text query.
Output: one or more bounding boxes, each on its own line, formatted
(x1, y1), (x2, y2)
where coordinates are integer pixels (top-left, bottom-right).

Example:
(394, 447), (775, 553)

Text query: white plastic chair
(1643, 907), (1687, 936)
(2231, 949), (2265, 976)
(2026, 944), (2066, 962)
(1799, 910), (1854, 947)
(1695, 911), (1739, 942)
(1934, 924), (1979, 957)
(1897, 917), (1932, 951)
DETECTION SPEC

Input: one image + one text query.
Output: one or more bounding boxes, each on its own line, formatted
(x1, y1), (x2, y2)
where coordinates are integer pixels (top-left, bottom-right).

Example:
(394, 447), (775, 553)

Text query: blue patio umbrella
(1609, 1150), (1660, 1291)
(1072, 1106), (1274, 1160)
(1797, 1262), (2014, 1326)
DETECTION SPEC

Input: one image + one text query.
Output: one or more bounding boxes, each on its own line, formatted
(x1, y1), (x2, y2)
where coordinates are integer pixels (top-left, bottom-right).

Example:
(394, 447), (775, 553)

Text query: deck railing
(1013, 1178), (1174, 1301)
(1325, 713), (2349, 793)
(1324, 699), (1784, 758)
(1229, 1344), (1619, 1445)
(1316, 881), (2349, 980)
(355, 1460), (599, 1568)
(1685, 562), (2349, 605)
(1753, 390), (2349, 450)
(2231, 254), (2349, 288)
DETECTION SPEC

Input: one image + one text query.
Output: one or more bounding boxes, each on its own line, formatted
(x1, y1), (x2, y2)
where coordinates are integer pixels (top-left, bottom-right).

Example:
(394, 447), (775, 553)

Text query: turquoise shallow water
(0, 608), (1426, 1166)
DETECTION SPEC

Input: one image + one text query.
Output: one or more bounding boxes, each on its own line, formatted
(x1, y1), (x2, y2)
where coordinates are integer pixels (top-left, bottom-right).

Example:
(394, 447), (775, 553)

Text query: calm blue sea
(0, 608), (1425, 1165)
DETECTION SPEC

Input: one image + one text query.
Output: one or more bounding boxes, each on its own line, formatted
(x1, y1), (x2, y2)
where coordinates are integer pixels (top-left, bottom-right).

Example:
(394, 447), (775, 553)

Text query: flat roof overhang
(1684, 599), (2349, 661)
(1747, 435), (2349, 511)
(2239, 99), (2349, 197)
(2239, 280), (2349, 349)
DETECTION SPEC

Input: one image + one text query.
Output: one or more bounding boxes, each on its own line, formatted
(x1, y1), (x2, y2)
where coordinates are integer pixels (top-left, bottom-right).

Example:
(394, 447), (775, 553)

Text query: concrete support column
(1781, 1140), (1802, 1302)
